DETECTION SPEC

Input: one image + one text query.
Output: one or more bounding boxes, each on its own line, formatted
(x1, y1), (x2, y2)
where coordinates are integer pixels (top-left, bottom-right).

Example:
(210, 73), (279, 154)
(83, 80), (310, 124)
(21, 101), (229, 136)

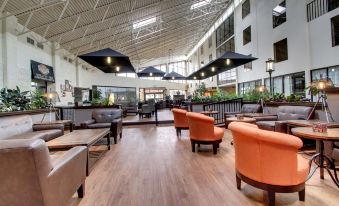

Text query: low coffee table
(35, 120), (74, 132)
(287, 120), (339, 134)
(47, 128), (110, 175)
(226, 117), (256, 125)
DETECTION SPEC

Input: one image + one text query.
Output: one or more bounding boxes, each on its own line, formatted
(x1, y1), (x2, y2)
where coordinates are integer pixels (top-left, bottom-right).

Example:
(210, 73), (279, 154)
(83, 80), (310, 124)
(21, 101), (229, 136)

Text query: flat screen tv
(31, 60), (55, 82)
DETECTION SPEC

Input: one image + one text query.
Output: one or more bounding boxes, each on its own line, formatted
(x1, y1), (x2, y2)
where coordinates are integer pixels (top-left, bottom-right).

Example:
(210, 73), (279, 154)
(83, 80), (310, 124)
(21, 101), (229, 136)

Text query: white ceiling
(2, 0), (230, 65)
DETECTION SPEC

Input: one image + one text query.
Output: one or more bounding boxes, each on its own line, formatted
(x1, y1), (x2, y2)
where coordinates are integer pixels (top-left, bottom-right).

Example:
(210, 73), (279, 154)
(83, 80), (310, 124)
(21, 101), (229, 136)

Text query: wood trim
(0, 109), (57, 117)
(325, 87), (339, 94)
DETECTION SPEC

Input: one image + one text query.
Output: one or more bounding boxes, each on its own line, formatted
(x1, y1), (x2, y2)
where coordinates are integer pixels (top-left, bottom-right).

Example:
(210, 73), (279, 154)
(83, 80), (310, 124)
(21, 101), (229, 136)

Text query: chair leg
(198, 144), (200, 148)
(120, 132), (122, 139)
(299, 188), (305, 202)
(114, 136), (117, 144)
(266, 190), (275, 206)
(176, 128), (179, 137)
(77, 182), (85, 198)
(191, 141), (196, 152)
(213, 143), (218, 154)
(236, 175), (241, 190)
(179, 129), (182, 136)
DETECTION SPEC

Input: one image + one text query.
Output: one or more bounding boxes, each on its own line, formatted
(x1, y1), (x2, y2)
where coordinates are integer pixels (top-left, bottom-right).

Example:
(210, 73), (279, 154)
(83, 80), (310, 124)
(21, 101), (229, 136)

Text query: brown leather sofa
(0, 115), (64, 141)
(0, 139), (87, 206)
(256, 106), (314, 133)
(81, 109), (123, 144)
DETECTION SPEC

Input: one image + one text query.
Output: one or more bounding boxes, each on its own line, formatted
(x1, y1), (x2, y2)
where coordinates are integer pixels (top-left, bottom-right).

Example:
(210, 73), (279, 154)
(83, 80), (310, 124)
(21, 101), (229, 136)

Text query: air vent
(27, 37), (35, 45)
(37, 42), (44, 50)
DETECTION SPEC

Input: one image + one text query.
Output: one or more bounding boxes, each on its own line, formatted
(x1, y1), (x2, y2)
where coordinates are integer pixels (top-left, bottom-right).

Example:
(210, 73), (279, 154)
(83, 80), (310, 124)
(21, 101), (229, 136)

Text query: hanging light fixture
(201, 72), (205, 77)
(193, 76), (197, 80)
(226, 59), (231, 65)
(150, 72), (153, 76)
(211, 67), (215, 72)
(116, 66), (120, 72)
(172, 76), (175, 80)
(107, 56), (112, 64)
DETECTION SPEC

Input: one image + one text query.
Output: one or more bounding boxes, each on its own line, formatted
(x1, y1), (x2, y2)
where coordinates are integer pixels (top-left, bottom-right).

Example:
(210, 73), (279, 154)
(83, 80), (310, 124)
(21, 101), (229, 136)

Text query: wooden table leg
(319, 140), (324, 179)
(107, 134), (110, 150)
(70, 122), (73, 132)
(86, 150), (89, 176)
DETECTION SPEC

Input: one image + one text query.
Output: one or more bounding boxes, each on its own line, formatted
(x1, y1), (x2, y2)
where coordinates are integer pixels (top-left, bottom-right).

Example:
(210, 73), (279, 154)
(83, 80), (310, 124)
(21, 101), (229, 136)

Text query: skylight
(273, 5), (286, 16)
(190, 0), (212, 10)
(133, 17), (157, 29)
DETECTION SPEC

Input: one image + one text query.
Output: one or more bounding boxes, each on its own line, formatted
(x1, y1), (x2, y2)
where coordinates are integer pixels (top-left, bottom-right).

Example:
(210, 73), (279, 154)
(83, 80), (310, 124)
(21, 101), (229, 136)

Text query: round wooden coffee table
(291, 127), (339, 187)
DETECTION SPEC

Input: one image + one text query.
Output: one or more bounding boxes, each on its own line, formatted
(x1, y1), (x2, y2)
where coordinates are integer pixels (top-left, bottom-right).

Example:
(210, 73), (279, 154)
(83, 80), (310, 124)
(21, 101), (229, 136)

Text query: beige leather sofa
(0, 115), (64, 141)
(0, 139), (87, 206)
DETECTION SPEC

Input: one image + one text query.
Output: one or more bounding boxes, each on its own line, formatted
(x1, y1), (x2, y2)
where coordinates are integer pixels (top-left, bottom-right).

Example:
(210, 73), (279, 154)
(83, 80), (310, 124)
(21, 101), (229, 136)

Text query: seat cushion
(256, 121), (276, 131)
(87, 123), (111, 129)
(214, 127), (224, 140)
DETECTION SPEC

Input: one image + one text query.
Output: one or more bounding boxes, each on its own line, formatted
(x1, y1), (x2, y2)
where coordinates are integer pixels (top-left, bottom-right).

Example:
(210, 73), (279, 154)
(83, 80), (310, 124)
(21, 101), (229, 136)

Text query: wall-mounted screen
(31, 60), (55, 82)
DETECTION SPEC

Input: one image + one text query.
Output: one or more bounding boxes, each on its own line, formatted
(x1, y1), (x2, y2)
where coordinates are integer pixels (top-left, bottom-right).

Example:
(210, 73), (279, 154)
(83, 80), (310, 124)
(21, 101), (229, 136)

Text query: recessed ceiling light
(116, 66), (120, 72)
(172, 77), (175, 80)
(191, 0), (212, 10)
(201, 72), (205, 77)
(107, 56), (112, 64)
(133, 17), (156, 29)
(150, 73), (153, 76)
(211, 67), (215, 72)
(226, 59), (231, 65)
(194, 76), (197, 80)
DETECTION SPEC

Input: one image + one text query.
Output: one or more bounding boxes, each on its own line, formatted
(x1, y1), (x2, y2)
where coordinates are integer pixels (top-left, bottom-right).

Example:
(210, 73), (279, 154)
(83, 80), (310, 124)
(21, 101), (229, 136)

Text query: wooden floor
(70, 125), (339, 206)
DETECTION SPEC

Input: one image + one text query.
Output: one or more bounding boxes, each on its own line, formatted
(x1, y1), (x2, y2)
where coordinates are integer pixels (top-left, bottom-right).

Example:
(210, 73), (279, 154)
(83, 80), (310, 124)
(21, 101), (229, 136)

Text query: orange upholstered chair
(228, 122), (310, 206)
(186, 112), (224, 154)
(172, 108), (189, 137)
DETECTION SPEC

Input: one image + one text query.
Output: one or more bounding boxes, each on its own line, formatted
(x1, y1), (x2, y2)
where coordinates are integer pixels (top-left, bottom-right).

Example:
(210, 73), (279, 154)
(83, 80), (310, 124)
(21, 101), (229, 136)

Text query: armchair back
(0, 115), (33, 140)
(186, 112), (214, 141)
(92, 109), (122, 123)
(241, 104), (262, 113)
(172, 108), (188, 128)
(228, 122), (306, 186)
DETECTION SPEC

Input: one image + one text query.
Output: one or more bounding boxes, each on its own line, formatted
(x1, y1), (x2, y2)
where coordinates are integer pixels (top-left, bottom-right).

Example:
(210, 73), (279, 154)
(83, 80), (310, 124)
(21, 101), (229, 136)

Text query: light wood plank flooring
(70, 125), (339, 206)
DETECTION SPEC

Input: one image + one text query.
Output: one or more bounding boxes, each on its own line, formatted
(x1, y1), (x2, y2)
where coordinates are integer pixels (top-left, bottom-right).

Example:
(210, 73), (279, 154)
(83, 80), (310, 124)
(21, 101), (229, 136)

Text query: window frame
(242, 0), (250, 19)
(331, 15), (339, 47)
(243, 26), (251, 45)
(274, 38), (288, 63)
(273, 0), (287, 28)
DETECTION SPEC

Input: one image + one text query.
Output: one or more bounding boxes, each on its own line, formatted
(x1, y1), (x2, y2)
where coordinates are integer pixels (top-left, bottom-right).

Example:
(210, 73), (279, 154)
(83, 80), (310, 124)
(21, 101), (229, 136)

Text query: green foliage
(30, 89), (48, 109)
(286, 94), (302, 103)
(91, 89), (103, 105)
(196, 82), (206, 96)
(0, 86), (31, 112)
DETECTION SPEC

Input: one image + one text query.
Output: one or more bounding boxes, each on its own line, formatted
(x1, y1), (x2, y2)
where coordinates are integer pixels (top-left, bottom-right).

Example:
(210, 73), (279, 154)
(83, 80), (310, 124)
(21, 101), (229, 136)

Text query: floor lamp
(41, 90), (60, 122)
(307, 79), (334, 123)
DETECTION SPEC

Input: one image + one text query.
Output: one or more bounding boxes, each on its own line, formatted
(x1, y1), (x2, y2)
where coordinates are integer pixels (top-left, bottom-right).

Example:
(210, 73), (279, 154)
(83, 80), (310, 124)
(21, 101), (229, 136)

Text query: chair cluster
(172, 108), (224, 154)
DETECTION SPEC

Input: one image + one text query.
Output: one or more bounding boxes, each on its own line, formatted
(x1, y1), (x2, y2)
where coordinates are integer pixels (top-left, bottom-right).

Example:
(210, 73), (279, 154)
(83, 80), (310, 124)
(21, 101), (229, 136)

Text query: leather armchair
(172, 108), (189, 137)
(81, 109), (123, 144)
(228, 122), (309, 206)
(0, 139), (87, 206)
(256, 106), (314, 133)
(0, 115), (64, 141)
(186, 112), (224, 154)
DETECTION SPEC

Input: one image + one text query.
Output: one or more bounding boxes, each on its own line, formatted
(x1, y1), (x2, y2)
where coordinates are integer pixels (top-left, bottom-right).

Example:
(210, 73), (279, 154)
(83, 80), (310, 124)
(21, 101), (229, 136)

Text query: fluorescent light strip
(133, 17), (156, 29)
(187, 0), (242, 58)
(191, 0), (212, 10)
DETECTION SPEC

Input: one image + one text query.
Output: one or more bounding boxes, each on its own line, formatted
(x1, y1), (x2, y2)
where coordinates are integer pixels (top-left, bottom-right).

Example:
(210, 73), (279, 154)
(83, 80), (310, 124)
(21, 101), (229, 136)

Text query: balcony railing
(307, 0), (339, 22)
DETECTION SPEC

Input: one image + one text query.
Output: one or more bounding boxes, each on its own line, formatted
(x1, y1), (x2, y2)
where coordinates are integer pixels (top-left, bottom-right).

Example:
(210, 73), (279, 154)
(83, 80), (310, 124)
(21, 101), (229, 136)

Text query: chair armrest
(46, 147), (87, 204)
(80, 119), (95, 129)
(275, 121), (288, 133)
(254, 116), (278, 121)
(33, 124), (64, 132)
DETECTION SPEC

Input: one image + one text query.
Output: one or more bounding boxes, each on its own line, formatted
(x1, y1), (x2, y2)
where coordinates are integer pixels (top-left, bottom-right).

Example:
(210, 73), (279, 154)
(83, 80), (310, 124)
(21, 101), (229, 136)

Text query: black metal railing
(307, 0), (339, 22)
(203, 98), (243, 125)
(56, 107), (74, 121)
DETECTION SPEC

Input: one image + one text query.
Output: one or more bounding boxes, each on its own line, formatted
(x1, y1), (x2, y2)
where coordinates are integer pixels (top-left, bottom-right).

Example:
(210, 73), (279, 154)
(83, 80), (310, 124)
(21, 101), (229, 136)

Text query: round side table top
(226, 117), (256, 123)
(291, 127), (339, 141)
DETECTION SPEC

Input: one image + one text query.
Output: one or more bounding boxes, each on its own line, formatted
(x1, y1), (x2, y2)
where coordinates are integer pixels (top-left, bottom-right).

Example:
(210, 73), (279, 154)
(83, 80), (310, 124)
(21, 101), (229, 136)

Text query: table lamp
(41, 90), (60, 122)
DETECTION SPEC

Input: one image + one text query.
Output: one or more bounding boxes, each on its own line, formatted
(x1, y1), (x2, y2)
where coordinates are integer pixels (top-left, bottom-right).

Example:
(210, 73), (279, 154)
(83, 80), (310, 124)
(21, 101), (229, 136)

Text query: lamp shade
(162, 71), (186, 80)
(137, 66), (166, 77)
(266, 58), (275, 72)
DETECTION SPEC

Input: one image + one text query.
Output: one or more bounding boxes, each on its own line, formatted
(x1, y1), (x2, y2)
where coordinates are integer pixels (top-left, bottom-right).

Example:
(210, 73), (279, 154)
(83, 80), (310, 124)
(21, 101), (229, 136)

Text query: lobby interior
(1, 0), (339, 206)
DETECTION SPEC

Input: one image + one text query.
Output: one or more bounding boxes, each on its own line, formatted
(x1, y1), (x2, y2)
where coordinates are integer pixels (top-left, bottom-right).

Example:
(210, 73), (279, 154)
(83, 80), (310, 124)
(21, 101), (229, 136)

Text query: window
(243, 26), (251, 45)
(244, 54), (252, 71)
(27, 37), (35, 45)
(37, 42), (44, 50)
(238, 79), (261, 95)
(218, 68), (236, 85)
(216, 37), (234, 58)
(273, 0), (286, 28)
(242, 0), (250, 19)
(265, 72), (305, 95)
(209, 54), (213, 62)
(311, 66), (339, 87)
(273, 76), (283, 94)
(216, 13), (234, 48)
(208, 36), (212, 48)
(331, 15), (339, 47)
(274, 38), (288, 63)
(168, 61), (186, 83)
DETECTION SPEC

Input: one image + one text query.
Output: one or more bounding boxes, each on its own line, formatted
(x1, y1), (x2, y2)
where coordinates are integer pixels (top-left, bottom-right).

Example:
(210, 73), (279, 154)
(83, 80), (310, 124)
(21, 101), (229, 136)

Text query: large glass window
(216, 13), (234, 48)
(218, 69), (236, 85)
(274, 38), (288, 63)
(328, 66), (339, 86)
(243, 26), (251, 45)
(93, 86), (137, 106)
(238, 79), (261, 95)
(273, 76), (283, 94)
(311, 66), (339, 87)
(168, 61), (186, 83)
(331, 15), (339, 47)
(139, 64), (166, 81)
(273, 0), (286, 28)
(265, 72), (305, 95)
(242, 0), (250, 19)
(117, 73), (136, 78)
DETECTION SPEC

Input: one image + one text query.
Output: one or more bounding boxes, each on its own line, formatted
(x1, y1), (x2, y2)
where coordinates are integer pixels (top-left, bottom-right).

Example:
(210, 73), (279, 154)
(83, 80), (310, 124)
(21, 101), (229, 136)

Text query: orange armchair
(228, 122), (309, 206)
(186, 112), (224, 154)
(172, 108), (189, 137)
